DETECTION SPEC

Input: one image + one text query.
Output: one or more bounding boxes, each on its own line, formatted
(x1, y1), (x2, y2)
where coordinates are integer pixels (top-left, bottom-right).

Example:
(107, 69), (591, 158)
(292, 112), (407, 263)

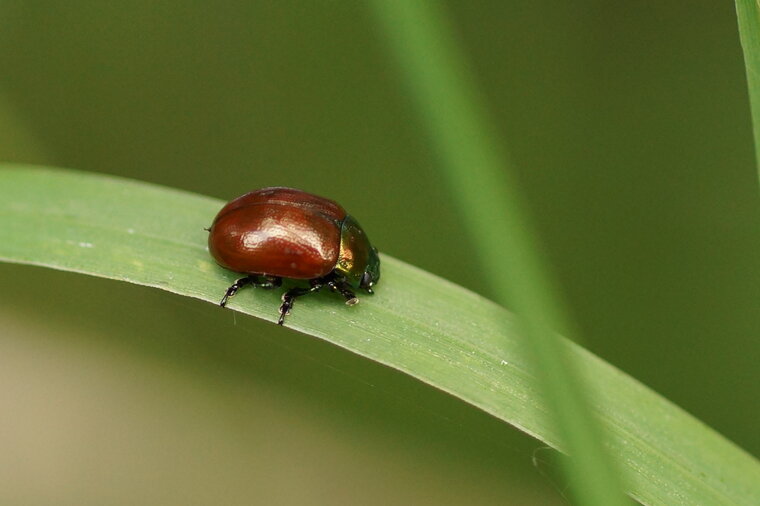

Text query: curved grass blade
(0, 166), (758, 505)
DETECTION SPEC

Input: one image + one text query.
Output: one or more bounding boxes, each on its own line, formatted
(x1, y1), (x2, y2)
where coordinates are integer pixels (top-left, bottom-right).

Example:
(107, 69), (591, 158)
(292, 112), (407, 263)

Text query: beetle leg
(278, 282), (324, 325)
(219, 276), (254, 307)
(327, 280), (359, 306)
(220, 275), (282, 307)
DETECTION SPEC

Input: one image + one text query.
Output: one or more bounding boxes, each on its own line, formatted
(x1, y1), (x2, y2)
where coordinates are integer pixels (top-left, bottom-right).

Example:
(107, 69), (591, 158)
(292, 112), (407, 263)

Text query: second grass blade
(368, 1), (629, 504)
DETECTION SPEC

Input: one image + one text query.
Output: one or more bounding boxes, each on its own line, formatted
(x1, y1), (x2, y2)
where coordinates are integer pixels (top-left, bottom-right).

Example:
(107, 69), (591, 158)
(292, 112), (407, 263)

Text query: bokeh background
(1, 1), (758, 504)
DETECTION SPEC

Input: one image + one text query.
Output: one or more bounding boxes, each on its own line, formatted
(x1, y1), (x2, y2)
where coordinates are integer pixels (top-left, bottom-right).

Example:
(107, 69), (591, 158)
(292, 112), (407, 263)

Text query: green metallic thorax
(335, 215), (380, 289)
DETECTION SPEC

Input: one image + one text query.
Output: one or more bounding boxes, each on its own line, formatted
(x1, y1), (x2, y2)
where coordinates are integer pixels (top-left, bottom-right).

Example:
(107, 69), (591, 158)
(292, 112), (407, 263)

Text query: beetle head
(360, 246), (380, 293)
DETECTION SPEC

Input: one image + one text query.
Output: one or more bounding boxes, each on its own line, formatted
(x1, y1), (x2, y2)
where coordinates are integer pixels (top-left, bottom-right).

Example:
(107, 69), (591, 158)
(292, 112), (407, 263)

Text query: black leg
(220, 276), (252, 307)
(219, 275), (282, 307)
(278, 281), (324, 325)
(327, 279), (358, 305)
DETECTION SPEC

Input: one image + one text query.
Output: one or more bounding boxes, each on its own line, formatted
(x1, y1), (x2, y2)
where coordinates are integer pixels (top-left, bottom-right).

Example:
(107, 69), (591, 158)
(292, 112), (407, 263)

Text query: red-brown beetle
(207, 187), (380, 325)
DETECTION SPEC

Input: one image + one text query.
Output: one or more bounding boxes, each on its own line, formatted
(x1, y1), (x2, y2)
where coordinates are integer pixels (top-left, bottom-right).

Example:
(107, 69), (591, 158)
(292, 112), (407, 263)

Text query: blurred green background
(1, 1), (758, 504)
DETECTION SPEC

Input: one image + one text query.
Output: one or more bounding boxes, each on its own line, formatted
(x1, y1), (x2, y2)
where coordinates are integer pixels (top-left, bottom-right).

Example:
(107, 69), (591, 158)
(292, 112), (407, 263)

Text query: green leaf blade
(1, 165), (758, 505)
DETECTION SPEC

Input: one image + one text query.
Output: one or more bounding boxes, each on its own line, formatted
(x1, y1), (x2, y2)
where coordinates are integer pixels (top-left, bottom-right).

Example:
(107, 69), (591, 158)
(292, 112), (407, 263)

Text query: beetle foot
(220, 276), (254, 307)
(220, 290), (235, 307)
(277, 300), (291, 325)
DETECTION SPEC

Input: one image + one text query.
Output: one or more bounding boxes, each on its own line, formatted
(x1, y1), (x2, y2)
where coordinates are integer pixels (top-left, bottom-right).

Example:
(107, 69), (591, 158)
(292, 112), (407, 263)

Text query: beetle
(207, 187), (380, 325)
